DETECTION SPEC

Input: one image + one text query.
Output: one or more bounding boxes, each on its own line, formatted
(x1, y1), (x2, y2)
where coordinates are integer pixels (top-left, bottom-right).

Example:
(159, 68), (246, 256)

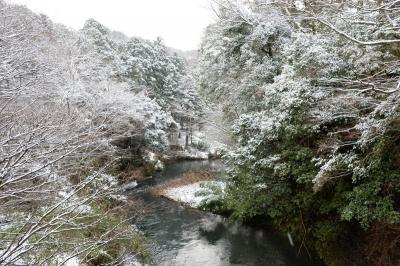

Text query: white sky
(7, 0), (216, 51)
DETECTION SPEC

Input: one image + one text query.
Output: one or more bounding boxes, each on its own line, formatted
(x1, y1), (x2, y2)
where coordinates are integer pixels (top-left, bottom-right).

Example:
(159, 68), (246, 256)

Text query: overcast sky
(7, 0), (216, 51)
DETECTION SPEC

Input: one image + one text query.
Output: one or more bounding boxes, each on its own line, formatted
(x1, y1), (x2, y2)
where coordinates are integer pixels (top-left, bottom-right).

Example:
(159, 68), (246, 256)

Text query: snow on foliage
(0, 0), (202, 264)
(200, 1), (400, 264)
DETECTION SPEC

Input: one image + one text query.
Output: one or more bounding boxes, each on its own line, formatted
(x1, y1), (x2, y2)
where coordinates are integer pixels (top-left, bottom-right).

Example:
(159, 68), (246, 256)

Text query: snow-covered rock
(122, 180), (138, 191)
(155, 160), (164, 171)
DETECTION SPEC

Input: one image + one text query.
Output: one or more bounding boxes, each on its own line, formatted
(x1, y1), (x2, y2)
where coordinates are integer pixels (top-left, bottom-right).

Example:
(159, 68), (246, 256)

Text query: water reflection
(132, 161), (316, 266)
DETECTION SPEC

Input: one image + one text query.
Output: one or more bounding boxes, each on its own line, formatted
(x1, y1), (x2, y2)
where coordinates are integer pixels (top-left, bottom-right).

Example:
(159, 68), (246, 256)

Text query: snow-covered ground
(169, 148), (210, 160)
(164, 182), (205, 207)
(163, 181), (225, 208)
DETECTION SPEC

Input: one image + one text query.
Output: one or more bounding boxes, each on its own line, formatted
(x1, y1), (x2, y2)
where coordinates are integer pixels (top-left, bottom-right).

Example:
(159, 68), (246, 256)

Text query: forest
(1, 0), (400, 265)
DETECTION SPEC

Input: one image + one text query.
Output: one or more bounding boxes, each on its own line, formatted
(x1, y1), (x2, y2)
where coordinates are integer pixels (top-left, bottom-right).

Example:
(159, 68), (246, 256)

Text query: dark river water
(130, 160), (320, 266)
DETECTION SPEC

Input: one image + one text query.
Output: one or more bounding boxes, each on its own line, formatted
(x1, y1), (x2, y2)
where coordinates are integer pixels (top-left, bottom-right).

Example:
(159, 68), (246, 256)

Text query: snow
(172, 149), (210, 160)
(164, 182), (205, 207)
(65, 257), (80, 266)
(0, 2), (207, 264)
(0, 245), (26, 266)
(155, 159), (164, 171)
(57, 191), (93, 214)
(0, 215), (15, 232)
(294, 1), (305, 10)
(122, 255), (144, 266)
(109, 194), (128, 203)
(94, 174), (119, 190)
(56, 255), (80, 266)
(163, 181), (226, 208)
(146, 151), (157, 162)
(74, 204), (92, 214)
(145, 151), (164, 171)
(122, 181), (138, 191)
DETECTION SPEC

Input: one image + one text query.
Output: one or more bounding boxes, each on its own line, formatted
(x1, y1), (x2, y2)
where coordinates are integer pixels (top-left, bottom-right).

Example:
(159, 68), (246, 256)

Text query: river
(129, 160), (319, 266)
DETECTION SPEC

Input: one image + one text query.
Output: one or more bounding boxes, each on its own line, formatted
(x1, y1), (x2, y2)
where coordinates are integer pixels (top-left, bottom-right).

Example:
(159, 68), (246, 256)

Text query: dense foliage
(79, 18), (204, 150)
(2, 0), (400, 264)
(199, 1), (400, 265)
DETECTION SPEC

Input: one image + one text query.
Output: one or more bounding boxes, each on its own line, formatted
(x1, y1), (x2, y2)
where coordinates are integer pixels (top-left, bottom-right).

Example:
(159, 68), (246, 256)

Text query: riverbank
(129, 160), (315, 266)
(150, 170), (225, 208)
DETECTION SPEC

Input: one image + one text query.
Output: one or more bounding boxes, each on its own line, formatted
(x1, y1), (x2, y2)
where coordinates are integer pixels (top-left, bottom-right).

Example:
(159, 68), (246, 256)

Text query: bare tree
(0, 2), (145, 265)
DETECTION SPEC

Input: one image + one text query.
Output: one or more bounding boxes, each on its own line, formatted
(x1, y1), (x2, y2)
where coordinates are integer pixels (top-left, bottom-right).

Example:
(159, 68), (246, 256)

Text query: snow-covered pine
(0, 0), (204, 264)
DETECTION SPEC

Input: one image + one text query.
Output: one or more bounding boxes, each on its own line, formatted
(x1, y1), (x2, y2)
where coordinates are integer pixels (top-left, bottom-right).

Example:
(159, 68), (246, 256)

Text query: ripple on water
(133, 161), (319, 266)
